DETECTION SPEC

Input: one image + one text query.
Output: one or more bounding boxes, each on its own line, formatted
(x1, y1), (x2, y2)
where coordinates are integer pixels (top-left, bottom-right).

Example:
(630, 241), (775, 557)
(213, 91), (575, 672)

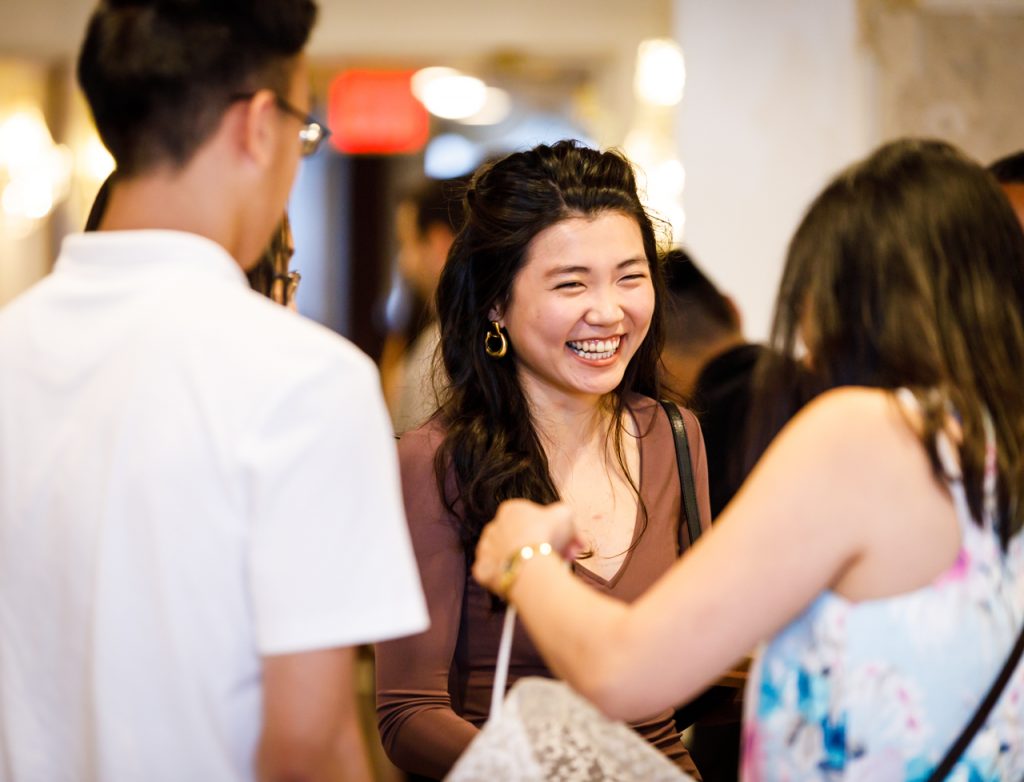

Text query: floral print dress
(741, 393), (1024, 781)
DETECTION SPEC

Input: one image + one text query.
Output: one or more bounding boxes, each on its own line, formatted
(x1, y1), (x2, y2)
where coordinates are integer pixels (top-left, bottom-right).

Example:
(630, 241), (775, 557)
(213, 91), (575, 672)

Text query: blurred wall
(864, 0), (1024, 163)
(673, 0), (1024, 343)
(673, 0), (874, 342)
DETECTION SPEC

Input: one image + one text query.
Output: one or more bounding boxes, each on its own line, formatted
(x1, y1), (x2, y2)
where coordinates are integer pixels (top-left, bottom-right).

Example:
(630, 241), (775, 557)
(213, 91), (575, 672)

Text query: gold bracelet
(496, 542), (555, 600)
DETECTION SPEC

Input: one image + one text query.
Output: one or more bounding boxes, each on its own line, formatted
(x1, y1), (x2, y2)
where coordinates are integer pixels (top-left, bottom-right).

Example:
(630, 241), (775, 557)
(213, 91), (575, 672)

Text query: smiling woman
(495, 213), (655, 409)
(374, 140), (711, 780)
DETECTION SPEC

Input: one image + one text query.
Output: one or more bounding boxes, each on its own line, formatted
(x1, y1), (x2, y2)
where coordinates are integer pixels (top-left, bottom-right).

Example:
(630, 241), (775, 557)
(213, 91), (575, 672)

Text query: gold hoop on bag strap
(484, 321), (508, 358)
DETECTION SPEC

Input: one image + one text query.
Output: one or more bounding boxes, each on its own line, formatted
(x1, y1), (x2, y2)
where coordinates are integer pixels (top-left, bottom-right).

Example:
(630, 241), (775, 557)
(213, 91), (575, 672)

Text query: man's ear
(238, 89), (278, 168)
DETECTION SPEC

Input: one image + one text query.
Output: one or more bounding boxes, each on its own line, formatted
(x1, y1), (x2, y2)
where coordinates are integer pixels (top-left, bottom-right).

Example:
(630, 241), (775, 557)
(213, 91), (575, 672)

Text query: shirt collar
(56, 230), (250, 287)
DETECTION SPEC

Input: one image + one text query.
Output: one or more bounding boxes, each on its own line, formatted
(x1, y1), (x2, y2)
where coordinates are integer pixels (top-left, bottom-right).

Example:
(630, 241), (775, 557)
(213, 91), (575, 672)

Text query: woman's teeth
(567, 337), (621, 360)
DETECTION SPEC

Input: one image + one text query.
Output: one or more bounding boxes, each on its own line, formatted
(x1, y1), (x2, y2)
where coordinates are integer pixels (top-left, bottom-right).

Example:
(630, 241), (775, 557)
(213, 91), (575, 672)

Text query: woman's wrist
(496, 541), (560, 600)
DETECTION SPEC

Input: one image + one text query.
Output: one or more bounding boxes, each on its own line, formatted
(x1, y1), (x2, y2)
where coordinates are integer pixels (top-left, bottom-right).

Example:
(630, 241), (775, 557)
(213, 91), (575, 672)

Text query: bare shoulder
(786, 390), (960, 598)
(783, 386), (922, 461)
(751, 386), (939, 528)
(795, 385), (898, 424)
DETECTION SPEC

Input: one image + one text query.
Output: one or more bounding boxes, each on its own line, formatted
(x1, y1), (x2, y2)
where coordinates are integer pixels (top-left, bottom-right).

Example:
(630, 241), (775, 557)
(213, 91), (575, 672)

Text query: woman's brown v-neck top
(375, 396), (711, 780)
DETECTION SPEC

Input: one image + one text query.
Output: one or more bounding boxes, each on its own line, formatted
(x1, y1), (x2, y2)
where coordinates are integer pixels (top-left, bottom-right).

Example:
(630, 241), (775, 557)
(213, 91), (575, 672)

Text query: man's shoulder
(222, 290), (376, 378)
(0, 276), (60, 354)
(0, 273), (55, 318)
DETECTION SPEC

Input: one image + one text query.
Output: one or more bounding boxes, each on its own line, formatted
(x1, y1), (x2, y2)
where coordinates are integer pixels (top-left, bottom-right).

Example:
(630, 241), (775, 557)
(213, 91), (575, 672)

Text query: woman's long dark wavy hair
(749, 138), (1024, 545)
(434, 140), (667, 557)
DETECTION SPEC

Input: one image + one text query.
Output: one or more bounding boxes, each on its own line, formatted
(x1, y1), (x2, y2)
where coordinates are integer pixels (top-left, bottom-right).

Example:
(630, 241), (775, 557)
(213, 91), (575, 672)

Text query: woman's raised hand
(473, 500), (579, 595)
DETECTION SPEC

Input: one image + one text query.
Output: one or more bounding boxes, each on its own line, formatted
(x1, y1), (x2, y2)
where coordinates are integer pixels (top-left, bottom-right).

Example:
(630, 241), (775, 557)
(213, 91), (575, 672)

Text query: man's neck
(98, 163), (244, 264)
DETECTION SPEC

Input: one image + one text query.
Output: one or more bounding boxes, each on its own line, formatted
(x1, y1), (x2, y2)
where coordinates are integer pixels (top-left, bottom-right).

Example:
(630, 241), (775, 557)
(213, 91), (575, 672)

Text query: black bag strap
(925, 621), (1024, 781)
(660, 400), (702, 555)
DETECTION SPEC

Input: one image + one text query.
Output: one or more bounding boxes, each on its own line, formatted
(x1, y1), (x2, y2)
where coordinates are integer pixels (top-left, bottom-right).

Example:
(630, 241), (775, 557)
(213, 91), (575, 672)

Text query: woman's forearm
(378, 703), (479, 779)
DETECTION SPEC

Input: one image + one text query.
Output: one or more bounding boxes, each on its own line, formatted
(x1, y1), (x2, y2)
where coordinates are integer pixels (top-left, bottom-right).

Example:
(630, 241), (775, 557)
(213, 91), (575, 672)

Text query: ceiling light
(411, 67), (461, 102)
(457, 87), (512, 126)
(634, 39), (686, 107)
(411, 66), (488, 120)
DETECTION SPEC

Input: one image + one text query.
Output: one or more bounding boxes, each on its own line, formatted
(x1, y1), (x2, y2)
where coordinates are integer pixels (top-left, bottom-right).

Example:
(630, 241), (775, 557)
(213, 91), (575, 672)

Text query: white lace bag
(444, 607), (695, 782)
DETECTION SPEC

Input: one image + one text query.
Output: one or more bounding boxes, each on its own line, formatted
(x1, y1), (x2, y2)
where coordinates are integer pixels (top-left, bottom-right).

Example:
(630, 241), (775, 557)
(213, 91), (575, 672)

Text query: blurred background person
(381, 176), (467, 434)
(662, 248), (766, 520)
(376, 140), (709, 781)
(246, 214), (300, 309)
(661, 248), (747, 399)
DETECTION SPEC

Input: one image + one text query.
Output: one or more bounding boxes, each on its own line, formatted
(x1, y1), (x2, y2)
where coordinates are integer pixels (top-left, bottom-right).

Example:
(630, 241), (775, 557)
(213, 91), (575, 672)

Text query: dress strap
(982, 410), (997, 526)
(895, 387), (998, 528)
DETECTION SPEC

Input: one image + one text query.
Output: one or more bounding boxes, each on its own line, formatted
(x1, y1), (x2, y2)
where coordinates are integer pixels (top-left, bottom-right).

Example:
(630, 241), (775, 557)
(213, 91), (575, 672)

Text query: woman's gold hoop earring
(484, 321), (508, 359)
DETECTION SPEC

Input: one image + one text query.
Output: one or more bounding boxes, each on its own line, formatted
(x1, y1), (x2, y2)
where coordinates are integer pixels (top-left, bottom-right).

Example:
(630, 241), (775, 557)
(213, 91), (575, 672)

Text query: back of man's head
(989, 151), (1024, 185)
(662, 248), (741, 352)
(659, 248), (745, 395)
(77, 0), (317, 177)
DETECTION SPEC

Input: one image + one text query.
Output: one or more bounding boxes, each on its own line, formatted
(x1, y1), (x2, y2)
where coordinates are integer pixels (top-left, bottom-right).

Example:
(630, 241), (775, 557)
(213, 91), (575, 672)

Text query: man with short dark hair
(0, 2), (427, 780)
(989, 150), (1024, 227)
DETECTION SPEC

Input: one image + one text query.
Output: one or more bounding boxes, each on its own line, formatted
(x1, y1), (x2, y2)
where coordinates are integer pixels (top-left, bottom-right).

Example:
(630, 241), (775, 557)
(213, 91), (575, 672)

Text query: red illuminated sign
(328, 70), (430, 155)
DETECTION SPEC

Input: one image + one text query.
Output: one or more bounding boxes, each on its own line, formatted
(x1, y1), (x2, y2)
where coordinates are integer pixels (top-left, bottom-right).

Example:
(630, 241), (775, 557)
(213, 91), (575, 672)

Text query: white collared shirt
(0, 230), (428, 781)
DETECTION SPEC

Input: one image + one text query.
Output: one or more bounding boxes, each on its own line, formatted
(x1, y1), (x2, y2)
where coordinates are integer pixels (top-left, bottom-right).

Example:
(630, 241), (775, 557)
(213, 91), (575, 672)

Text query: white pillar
(673, 0), (876, 340)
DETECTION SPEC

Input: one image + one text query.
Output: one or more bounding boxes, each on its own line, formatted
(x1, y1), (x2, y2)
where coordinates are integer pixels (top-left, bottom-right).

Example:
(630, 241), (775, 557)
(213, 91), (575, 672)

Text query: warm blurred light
(424, 133), (480, 179)
(624, 127), (659, 170)
(44, 144), (73, 201)
(80, 135), (114, 183)
(634, 39), (686, 107)
(3, 178), (54, 220)
(641, 163), (687, 242)
(457, 87), (512, 126)
(0, 107), (52, 173)
(649, 159), (686, 198)
(413, 67), (487, 120)
(624, 127), (686, 241)
(0, 106), (72, 223)
(410, 67), (461, 102)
